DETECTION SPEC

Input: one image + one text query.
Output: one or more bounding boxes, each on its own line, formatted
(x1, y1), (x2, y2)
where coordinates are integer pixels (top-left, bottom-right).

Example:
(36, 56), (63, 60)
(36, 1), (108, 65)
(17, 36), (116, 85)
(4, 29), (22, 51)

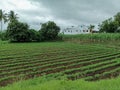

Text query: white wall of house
(62, 25), (90, 34)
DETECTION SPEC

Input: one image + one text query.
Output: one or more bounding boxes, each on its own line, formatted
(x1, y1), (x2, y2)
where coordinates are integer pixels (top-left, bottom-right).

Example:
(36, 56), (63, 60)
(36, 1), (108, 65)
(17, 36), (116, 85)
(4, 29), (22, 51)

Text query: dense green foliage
(6, 20), (61, 42)
(28, 29), (41, 41)
(6, 20), (30, 42)
(40, 21), (60, 41)
(114, 12), (120, 26)
(0, 31), (8, 40)
(99, 12), (120, 33)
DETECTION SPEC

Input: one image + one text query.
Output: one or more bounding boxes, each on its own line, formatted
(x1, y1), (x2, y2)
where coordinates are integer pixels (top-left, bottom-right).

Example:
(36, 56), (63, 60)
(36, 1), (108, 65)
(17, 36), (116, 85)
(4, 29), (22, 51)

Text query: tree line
(0, 9), (61, 42)
(99, 12), (120, 33)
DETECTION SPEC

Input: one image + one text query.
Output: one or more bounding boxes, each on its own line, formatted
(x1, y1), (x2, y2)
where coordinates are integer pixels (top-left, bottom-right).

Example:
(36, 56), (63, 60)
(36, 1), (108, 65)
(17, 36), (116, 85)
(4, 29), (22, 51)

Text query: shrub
(28, 29), (42, 42)
(0, 31), (8, 41)
(6, 20), (30, 42)
(40, 21), (60, 41)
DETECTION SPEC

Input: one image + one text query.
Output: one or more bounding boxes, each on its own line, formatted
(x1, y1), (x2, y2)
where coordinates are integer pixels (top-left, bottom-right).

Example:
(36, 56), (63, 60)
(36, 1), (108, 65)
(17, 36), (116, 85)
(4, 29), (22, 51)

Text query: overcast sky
(1, 0), (120, 30)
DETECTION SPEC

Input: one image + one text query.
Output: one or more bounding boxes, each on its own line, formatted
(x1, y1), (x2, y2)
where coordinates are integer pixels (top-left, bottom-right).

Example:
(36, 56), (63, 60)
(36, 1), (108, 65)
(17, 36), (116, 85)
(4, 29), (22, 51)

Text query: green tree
(8, 10), (18, 22)
(99, 18), (119, 33)
(7, 20), (30, 42)
(28, 29), (42, 41)
(40, 21), (60, 41)
(0, 9), (7, 31)
(114, 12), (120, 25)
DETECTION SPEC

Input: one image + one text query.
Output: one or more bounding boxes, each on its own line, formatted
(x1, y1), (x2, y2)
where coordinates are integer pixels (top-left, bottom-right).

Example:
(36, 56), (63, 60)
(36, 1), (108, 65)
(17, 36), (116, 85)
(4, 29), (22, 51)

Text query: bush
(7, 20), (30, 42)
(0, 31), (8, 41)
(6, 20), (62, 42)
(28, 29), (41, 42)
(40, 21), (60, 41)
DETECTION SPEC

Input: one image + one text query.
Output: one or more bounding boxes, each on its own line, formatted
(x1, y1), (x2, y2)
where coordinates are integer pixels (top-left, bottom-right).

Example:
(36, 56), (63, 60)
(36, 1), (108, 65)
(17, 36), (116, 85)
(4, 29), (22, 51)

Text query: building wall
(62, 26), (90, 34)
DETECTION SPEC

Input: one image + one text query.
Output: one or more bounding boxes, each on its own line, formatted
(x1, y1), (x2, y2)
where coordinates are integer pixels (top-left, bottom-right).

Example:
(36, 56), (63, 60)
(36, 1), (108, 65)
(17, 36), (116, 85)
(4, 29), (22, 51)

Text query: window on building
(76, 30), (78, 32)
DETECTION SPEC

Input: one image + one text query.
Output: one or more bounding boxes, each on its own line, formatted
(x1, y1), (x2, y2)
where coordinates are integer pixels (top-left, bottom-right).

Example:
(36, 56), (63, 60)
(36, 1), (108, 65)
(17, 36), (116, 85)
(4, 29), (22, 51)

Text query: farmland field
(0, 40), (120, 88)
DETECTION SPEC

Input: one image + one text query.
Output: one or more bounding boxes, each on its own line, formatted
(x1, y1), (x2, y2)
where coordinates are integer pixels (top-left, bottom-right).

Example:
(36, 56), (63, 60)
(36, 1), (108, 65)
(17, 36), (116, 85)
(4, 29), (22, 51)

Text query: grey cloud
(1, 0), (120, 30)
(29, 0), (120, 27)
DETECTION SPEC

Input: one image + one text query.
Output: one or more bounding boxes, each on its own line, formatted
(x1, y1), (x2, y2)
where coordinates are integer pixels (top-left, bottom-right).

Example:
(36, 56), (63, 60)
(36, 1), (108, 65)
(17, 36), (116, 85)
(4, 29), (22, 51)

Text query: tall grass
(1, 76), (120, 90)
(62, 33), (120, 42)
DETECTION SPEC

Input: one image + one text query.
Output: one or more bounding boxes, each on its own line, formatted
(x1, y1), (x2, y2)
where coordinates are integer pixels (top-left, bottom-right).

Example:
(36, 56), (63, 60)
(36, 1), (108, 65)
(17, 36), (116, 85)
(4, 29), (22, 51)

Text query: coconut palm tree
(0, 9), (7, 31)
(8, 10), (18, 22)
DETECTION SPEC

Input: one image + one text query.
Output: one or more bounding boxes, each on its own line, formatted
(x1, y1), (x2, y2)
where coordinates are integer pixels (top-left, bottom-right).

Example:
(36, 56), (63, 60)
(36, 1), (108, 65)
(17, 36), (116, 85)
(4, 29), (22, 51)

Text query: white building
(62, 25), (90, 34)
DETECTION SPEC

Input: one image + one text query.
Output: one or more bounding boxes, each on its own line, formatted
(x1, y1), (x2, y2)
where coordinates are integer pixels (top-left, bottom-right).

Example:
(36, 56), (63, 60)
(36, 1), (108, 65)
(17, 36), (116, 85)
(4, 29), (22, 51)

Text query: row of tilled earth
(0, 45), (120, 86)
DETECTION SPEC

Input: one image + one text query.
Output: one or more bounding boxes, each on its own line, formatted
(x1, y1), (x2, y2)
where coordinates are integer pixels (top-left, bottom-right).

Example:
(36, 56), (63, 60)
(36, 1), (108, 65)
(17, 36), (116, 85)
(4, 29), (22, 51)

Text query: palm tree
(8, 10), (18, 22)
(88, 24), (95, 33)
(0, 9), (7, 31)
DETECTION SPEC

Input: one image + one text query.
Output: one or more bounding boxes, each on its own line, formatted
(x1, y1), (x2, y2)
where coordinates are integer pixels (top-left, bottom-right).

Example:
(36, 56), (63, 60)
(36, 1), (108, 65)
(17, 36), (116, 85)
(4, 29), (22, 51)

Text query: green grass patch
(0, 76), (120, 90)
